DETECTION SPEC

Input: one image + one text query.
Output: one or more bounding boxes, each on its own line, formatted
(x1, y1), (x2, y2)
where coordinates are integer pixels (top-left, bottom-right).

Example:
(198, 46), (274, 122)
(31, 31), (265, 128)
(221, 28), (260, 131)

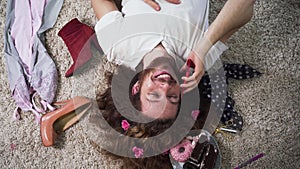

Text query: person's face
(139, 68), (181, 119)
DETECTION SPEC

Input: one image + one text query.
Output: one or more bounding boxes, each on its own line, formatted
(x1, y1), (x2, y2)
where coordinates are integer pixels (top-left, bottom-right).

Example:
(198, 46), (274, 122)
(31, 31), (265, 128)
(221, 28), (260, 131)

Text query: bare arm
(91, 0), (119, 20)
(206, 0), (256, 43)
(181, 0), (256, 93)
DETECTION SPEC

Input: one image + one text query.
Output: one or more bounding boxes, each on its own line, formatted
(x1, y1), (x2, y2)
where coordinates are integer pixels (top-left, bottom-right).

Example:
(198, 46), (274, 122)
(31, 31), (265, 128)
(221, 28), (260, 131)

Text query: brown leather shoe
(40, 96), (91, 147)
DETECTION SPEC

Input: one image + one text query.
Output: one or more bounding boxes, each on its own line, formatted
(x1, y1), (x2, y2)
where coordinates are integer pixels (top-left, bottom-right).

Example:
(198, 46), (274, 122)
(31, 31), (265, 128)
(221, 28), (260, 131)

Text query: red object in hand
(184, 59), (195, 84)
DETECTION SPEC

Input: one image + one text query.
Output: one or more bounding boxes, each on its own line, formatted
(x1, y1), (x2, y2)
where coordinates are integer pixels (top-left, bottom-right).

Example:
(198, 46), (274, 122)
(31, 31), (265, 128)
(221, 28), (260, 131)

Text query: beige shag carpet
(0, 0), (299, 168)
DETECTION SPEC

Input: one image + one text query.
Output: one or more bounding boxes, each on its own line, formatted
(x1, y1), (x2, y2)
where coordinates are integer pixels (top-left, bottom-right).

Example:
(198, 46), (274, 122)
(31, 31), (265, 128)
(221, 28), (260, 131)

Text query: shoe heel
(40, 96), (91, 147)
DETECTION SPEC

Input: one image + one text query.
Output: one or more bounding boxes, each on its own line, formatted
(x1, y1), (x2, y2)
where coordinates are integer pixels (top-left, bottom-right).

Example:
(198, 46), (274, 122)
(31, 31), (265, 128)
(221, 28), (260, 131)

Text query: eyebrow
(146, 98), (179, 105)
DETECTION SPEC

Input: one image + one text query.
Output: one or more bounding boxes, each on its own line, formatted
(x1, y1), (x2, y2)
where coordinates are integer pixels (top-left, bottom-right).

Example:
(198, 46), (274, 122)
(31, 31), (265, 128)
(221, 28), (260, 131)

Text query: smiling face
(139, 68), (181, 119)
(130, 46), (183, 119)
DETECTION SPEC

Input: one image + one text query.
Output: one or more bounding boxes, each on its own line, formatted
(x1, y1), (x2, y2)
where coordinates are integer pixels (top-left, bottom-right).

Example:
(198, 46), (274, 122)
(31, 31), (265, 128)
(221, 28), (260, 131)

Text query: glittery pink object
(121, 120), (130, 131)
(170, 139), (193, 162)
(191, 110), (200, 120)
(132, 146), (144, 158)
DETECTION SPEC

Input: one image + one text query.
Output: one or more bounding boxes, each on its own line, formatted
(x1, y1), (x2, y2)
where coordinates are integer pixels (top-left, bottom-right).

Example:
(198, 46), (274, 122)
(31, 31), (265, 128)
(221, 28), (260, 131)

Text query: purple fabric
(11, 0), (46, 74)
(4, 0), (63, 120)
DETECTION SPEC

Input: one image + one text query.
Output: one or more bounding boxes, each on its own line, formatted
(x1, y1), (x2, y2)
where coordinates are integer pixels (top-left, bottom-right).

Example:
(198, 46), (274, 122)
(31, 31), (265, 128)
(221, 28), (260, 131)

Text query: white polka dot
(239, 76), (243, 79)
(239, 121), (242, 125)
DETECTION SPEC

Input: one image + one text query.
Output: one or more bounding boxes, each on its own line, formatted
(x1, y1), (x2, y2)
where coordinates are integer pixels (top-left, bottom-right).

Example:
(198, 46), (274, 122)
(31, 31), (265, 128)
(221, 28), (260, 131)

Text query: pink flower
(10, 143), (17, 151)
(191, 110), (200, 120)
(132, 146), (144, 158)
(170, 139), (193, 162)
(121, 120), (130, 131)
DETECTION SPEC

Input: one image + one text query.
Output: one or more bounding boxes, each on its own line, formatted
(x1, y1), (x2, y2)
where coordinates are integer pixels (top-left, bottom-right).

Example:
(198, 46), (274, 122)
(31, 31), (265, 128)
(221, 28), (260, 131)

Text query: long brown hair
(90, 68), (211, 169)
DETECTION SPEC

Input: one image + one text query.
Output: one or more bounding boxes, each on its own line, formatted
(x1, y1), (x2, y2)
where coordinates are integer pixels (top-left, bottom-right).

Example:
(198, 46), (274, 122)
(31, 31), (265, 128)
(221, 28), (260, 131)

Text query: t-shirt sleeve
(94, 11), (123, 54)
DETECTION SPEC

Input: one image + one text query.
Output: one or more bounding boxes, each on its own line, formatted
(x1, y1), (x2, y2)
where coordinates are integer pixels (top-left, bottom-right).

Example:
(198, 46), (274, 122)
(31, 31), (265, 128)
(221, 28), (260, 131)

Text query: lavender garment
(4, 0), (63, 118)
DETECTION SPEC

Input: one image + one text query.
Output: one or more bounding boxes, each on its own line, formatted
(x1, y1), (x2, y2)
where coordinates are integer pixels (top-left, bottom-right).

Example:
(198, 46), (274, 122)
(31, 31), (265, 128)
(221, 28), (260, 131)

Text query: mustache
(147, 57), (182, 76)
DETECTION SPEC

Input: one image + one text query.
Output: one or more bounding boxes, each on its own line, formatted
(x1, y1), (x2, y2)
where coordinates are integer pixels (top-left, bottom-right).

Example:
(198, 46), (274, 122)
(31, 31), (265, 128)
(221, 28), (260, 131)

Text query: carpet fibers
(0, 0), (299, 168)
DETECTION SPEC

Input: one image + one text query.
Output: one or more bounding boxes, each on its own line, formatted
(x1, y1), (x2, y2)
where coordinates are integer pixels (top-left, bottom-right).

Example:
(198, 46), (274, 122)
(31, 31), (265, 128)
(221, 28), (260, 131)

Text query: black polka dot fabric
(199, 64), (261, 131)
(224, 64), (262, 81)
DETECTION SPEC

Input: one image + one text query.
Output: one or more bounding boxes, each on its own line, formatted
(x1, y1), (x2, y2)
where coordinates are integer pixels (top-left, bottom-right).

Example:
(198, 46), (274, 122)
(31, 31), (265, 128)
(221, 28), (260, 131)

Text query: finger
(181, 75), (196, 84)
(181, 83), (198, 94)
(166, 0), (181, 4)
(182, 86), (193, 94)
(144, 0), (161, 11)
(180, 79), (197, 89)
(180, 62), (188, 72)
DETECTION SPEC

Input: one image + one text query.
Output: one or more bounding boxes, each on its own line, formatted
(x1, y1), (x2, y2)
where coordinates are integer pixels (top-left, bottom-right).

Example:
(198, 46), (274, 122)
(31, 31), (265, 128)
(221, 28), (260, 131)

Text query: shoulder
(95, 11), (123, 32)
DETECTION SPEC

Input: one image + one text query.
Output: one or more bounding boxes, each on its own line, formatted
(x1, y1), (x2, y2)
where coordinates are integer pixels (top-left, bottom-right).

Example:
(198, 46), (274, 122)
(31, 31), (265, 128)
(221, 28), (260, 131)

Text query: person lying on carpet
(92, 0), (255, 119)
(89, 0), (258, 168)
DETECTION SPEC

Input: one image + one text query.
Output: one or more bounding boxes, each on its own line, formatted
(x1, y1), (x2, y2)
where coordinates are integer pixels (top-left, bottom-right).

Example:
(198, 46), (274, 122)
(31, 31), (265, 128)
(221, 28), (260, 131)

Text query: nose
(157, 81), (171, 91)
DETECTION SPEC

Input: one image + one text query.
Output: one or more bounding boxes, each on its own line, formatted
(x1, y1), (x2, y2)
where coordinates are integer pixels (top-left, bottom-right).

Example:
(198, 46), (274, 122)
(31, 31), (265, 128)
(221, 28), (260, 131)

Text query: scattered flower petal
(121, 120), (130, 131)
(132, 146), (144, 158)
(10, 143), (17, 151)
(191, 110), (200, 120)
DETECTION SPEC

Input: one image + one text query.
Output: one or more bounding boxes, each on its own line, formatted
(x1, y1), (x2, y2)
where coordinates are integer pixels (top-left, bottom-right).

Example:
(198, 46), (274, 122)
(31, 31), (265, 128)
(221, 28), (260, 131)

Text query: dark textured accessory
(199, 64), (262, 131)
(183, 135), (218, 169)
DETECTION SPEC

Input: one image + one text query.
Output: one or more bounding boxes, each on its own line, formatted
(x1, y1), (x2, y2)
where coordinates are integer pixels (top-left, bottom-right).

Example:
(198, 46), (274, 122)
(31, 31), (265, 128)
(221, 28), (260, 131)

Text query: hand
(180, 51), (205, 94)
(144, 0), (181, 11)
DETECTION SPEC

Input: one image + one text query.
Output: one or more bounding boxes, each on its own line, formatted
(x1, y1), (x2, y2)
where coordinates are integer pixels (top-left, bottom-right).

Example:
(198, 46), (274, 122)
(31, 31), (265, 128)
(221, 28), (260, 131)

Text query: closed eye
(147, 92), (161, 101)
(167, 95), (179, 104)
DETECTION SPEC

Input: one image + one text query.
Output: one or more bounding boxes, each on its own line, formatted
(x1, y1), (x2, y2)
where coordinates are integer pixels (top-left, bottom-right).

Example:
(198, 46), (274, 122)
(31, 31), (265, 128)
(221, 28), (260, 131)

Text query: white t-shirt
(95, 0), (228, 70)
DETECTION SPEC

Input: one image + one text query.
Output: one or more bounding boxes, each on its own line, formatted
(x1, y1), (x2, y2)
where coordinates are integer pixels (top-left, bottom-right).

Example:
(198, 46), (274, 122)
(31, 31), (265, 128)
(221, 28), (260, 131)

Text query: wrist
(193, 36), (213, 62)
